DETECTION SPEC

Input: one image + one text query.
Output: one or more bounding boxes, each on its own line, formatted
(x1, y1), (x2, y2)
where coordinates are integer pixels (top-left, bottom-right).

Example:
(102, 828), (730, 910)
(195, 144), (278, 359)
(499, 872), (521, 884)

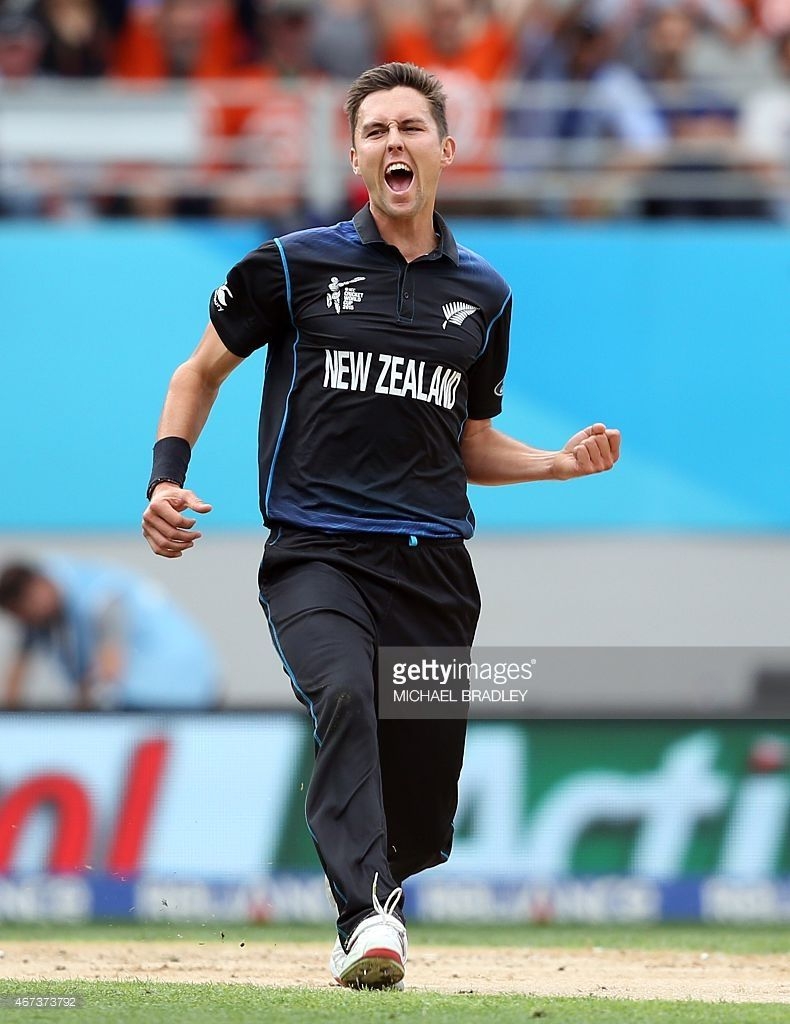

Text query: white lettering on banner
(701, 879), (790, 922)
(416, 878), (659, 924)
(445, 729), (789, 881)
(528, 733), (729, 878)
(718, 776), (790, 878)
(419, 882), (497, 922)
(550, 878), (660, 923)
(261, 876), (331, 922)
(136, 881), (252, 921)
(135, 877), (336, 924)
(447, 726), (526, 878)
(327, 349), (460, 409)
(0, 877), (91, 921)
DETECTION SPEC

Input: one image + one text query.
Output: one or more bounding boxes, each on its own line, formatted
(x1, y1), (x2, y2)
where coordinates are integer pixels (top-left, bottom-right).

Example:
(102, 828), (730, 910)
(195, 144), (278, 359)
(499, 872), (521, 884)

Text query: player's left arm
(461, 419), (621, 484)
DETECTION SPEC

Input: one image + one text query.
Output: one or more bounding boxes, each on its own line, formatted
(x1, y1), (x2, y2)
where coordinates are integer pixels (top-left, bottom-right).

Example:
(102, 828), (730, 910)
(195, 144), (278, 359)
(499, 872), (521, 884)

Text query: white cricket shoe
(330, 872), (407, 990)
(329, 935), (346, 982)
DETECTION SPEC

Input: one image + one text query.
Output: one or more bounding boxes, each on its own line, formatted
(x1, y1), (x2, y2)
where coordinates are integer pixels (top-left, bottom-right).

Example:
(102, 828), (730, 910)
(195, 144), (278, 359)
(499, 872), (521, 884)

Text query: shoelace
(371, 871), (406, 935)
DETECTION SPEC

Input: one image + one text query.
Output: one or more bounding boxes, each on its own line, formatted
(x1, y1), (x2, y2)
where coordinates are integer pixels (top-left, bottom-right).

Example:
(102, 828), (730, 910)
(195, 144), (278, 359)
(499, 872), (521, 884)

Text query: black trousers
(258, 526), (481, 944)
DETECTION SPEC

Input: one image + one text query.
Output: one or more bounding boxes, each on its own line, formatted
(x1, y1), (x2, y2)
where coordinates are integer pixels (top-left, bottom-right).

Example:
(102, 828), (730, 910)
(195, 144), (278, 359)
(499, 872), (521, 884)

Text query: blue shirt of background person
(0, 556), (220, 709)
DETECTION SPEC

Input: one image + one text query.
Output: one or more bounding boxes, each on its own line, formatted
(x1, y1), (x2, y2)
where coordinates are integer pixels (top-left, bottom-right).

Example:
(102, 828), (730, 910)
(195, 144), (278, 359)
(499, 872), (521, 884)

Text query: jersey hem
(265, 504), (472, 540)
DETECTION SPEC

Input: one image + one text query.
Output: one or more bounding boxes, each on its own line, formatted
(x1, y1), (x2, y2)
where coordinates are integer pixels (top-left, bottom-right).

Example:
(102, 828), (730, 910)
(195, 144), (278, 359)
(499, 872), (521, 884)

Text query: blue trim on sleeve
(457, 407), (468, 442)
(476, 288), (512, 361)
(264, 238), (300, 520)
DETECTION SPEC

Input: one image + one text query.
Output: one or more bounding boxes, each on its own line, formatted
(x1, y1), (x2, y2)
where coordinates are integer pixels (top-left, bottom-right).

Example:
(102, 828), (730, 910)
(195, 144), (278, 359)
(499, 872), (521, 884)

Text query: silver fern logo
(213, 283), (233, 312)
(442, 301), (478, 330)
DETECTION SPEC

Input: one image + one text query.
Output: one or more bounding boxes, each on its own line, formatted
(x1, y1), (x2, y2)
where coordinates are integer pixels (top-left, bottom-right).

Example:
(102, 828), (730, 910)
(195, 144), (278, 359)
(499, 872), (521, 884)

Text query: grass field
(0, 922), (787, 1023)
(0, 980), (786, 1024)
(1, 920), (788, 953)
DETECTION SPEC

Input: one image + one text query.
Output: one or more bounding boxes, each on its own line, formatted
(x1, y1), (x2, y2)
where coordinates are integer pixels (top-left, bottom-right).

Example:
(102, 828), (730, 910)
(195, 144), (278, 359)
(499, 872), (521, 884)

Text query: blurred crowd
(2, 0), (790, 220)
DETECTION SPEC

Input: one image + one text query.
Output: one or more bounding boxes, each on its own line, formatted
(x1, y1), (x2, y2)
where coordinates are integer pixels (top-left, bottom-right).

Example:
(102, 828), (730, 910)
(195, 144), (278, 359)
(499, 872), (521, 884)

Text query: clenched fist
(142, 484), (212, 558)
(552, 423), (621, 480)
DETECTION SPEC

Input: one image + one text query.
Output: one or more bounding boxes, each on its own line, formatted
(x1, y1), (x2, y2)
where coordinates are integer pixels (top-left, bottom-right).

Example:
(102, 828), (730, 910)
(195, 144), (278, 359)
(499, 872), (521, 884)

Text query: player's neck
(369, 205), (439, 264)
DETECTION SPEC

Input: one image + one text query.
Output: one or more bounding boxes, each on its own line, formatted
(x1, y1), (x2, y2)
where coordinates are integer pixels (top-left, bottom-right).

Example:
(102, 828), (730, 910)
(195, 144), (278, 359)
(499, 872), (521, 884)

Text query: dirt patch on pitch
(0, 940), (787, 1003)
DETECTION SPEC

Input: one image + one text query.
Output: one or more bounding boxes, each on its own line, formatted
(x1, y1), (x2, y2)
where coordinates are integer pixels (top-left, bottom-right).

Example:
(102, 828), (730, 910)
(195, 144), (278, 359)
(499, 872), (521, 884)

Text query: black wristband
(147, 436), (191, 501)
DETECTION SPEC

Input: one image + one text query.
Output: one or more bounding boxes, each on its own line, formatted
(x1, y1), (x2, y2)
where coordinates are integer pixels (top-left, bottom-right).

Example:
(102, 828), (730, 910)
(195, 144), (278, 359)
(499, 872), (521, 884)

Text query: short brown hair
(0, 563), (36, 611)
(345, 62), (449, 142)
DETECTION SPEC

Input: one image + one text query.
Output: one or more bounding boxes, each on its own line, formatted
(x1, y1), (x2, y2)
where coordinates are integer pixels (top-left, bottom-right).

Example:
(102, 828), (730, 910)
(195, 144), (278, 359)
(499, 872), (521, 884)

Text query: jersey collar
(352, 204), (460, 266)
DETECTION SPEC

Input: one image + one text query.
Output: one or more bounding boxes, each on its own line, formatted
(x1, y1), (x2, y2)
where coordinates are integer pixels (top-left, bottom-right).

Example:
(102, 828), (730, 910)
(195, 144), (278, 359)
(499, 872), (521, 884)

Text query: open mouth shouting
(384, 162), (415, 194)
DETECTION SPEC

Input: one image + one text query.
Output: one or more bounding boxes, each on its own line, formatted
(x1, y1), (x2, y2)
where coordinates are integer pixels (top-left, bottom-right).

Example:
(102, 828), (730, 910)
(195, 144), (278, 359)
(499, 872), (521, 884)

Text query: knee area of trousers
(325, 680), (373, 720)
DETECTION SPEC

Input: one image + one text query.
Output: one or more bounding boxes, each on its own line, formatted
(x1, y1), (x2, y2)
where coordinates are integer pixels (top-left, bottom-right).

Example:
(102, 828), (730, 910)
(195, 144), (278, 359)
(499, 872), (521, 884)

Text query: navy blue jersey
(209, 205), (511, 538)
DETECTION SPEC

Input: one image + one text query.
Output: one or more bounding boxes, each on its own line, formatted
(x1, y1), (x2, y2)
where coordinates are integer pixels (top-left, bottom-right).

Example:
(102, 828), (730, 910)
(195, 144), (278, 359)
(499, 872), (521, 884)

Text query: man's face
(159, 0), (213, 72)
(350, 87), (455, 223)
(267, 11), (313, 73)
(8, 577), (62, 627)
(648, 10), (694, 63)
(428, 0), (473, 57)
(0, 26), (43, 79)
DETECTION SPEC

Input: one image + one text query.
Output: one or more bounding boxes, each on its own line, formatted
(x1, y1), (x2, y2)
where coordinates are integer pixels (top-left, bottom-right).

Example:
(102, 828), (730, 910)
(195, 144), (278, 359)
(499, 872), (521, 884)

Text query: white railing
(0, 78), (783, 217)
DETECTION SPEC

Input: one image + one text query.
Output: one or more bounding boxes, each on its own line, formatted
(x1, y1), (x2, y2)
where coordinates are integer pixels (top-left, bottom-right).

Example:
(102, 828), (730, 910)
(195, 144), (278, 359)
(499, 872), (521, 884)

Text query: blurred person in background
(0, 11), (54, 216)
(0, 1), (127, 216)
(208, 0), (329, 228)
(740, 30), (790, 217)
(633, 3), (771, 217)
(540, 0), (773, 88)
(629, 0), (773, 84)
(311, 0), (377, 78)
(638, 5), (738, 134)
(36, 0), (110, 76)
(377, 0), (541, 206)
(107, 0), (247, 217)
(738, 0), (790, 36)
(509, 13), (667, 216)
(110, 0), (244, 79)
(378, 0), (532, 76)
(0, 8), (45, 80)
(0, 556), (221, 709)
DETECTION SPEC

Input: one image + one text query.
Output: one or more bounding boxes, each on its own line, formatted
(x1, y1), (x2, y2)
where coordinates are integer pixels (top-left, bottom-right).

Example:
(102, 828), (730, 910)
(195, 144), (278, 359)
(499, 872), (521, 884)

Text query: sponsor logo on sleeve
(213, 283), (233, 312)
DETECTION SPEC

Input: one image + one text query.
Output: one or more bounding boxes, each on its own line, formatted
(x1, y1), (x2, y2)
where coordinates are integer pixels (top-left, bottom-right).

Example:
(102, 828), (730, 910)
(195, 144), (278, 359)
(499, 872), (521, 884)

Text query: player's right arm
(142, 322), (243, 559)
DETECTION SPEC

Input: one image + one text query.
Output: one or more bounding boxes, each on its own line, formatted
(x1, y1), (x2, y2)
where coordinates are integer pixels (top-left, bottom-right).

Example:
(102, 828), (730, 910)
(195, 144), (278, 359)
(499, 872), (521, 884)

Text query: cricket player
(142, 62), (620, 988)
